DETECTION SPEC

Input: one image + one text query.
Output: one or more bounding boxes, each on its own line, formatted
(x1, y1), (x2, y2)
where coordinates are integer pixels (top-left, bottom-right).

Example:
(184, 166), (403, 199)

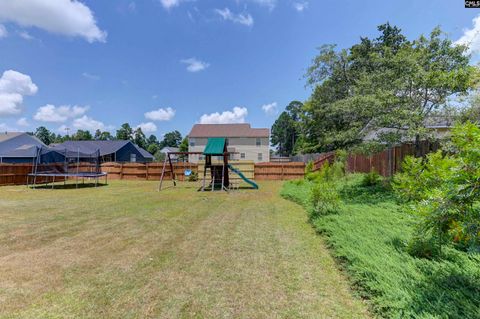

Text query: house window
(225, 138), (229, 146)
(256, 138), (261, 146)
(189, 138), (195, 147)
(130, 153), (137, 162)
(199, 155), (204, 161)
(240, 153), (246, 159)
(258, 153), (263, 161)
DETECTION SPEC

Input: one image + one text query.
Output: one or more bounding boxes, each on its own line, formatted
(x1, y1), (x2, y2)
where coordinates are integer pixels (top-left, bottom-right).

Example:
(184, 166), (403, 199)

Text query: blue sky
(0, 0), (479, 138)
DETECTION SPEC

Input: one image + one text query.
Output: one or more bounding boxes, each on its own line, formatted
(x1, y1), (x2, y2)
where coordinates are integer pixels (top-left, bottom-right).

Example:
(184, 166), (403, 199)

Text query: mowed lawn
(0, 180), (368, 319)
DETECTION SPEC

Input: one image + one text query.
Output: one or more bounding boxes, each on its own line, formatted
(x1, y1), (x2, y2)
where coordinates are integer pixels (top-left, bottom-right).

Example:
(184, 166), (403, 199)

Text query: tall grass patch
(281, 174), (480, 318)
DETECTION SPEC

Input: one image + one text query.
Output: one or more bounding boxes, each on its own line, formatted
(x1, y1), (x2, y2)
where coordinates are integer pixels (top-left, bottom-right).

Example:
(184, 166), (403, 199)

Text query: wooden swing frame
(157, 151), (236, 192)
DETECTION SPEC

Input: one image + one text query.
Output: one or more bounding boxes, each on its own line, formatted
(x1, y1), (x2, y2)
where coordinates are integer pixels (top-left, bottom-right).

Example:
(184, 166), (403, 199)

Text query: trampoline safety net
(28, 146), (107, 188)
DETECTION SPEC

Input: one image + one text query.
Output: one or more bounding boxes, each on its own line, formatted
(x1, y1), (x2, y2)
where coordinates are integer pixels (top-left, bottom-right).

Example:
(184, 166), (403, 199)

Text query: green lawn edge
(280, 175), (480, 319)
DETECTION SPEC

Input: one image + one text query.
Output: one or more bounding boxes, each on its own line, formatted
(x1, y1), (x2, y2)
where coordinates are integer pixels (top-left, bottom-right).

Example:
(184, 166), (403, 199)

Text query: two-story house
(187, 124), (270, 163)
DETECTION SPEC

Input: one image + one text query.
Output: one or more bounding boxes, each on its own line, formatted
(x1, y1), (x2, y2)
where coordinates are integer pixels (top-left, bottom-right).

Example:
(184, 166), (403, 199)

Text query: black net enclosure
(28, 145), (107, 188)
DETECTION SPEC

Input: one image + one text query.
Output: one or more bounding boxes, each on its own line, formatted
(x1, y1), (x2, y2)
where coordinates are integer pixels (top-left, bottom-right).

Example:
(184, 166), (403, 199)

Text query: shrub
(394, 122), (480, 254)
(335, 149), (348, 164)
(309, 182), (341, 218)
(305, 160), (314, 175)
(361, 169), (382, 187)
(187, 171), (198, 182)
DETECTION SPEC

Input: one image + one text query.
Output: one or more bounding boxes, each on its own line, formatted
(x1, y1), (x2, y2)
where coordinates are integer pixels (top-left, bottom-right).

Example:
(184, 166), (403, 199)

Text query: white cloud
(293, 1), (308, 12)
(0, 70), (38, 116)
(18, 31), (34, 40)
(160, 0), (183, 10)
(180, 58), (210, 72)
(0, 123), (17, 132)
(16, 117), (29, 127)
(455, 15), (480, 54)
(261, 102), (278, 115)
(82, 72), (100, 80)
(199, 106), (248, 124)
(136, 122), (157, 133)
(57, 124), (70, 134)
(0, 0), (106, 43)
(73, 115), (111, 131)
(128, 2), (137, 12)
(0, 24), (7, 38)
(34, 104), (89, 123)
(215, 8), (254, 27)
(145, 107), (176, 121)
(246, 0), (277, 10)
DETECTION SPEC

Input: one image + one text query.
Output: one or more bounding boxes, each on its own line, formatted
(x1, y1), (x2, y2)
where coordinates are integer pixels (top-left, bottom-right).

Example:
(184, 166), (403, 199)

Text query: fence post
(145, 163), (149, 180)
(120, 163), (124, 180)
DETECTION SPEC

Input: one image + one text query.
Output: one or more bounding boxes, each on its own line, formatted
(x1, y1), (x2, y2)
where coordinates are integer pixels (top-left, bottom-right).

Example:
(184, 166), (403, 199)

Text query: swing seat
(184, 169), (192, 176)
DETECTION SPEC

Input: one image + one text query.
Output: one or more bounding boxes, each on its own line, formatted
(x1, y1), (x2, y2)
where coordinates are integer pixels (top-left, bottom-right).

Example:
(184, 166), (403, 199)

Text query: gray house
(0, 132), (45, 163)
(56, 140), (154, 163)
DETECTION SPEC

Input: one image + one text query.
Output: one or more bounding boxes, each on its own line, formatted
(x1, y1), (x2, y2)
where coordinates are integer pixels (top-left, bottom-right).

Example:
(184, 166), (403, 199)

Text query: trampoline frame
(27, 146), (108, 189)
(27, 172), (108, 189)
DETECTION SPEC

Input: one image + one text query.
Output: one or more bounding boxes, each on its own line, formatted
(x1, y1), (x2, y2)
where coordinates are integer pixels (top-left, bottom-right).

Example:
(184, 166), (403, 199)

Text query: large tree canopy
(298, 23), (475, 153)
(160, 130), (182, 149)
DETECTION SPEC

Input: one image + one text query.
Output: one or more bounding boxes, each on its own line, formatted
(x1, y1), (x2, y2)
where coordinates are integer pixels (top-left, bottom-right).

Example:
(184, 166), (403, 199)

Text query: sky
(0, 0), (479, 139)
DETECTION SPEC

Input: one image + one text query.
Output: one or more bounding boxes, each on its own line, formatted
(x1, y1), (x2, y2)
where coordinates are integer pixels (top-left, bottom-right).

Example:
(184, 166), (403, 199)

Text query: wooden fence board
(0, 160), (306, 186)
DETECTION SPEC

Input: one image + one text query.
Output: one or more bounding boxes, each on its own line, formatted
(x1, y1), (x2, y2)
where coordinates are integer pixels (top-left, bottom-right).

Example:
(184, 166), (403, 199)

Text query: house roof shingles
(56, 140), (153, 159)
(188, 124), (269, 138)
(0, 132), (24, 143)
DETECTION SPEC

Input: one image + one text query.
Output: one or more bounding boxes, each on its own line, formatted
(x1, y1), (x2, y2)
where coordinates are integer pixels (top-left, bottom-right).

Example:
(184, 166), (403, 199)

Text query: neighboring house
(56, 140), (154, 163)
(159, 146), (179, 160)
(363, 117), (454, 143)
(187, 124), (270, 163)
(160, 146), (179, 154)
(0, 132), (45, 163)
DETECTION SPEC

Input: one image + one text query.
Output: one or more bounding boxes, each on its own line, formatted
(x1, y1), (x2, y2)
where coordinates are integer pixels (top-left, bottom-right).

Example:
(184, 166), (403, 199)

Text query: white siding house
(187, 124), (270, 163)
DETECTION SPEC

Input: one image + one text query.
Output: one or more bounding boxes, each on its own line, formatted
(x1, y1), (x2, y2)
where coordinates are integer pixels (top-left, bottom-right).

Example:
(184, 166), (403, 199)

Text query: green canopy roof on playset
(203, 137), (226, 155)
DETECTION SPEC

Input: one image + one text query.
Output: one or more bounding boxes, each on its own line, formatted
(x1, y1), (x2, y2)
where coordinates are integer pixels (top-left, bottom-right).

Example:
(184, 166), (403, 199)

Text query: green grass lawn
(0, 180), (368, 319)
(281, 175), (480, 319)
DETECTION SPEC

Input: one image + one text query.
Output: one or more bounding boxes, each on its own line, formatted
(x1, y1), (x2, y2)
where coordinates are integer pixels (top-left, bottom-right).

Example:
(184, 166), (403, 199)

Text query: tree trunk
(414, 134), (421, 158)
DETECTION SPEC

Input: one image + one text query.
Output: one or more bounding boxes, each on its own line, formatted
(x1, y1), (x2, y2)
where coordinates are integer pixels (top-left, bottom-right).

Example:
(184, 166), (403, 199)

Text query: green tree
(177, 137), (189, 160)
(94, 129), (112, 140)
(145, 134), (160, 154)
(271, 107), (298, 157)
(301, 24), (474, 153)
(394, 122), (480, 254)
(34, 126), (53, 145)
(72, 130), (93, 141)
(160, 130), (182, 148)
(100, 131), (113, 140)
(116, 123), (133, 141)
(133, 128), (147, 149)
(179, 137), (189, 153)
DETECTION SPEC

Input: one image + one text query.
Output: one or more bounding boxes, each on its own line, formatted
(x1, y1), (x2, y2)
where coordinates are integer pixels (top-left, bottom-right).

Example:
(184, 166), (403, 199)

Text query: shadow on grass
(339, 182), (396, 205)
(30, 183), (108, 190)
(408, 260), (480, 319)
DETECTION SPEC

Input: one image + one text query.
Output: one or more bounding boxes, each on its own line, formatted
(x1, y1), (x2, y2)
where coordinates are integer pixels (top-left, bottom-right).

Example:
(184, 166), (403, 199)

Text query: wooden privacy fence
(311, 141), (440, 177)
(0, 161), (307, 186)
(199, 161), (255, 182)
(0, 163), (33, 186)
(255, 162), (305, 180)
(312, 152), (336, 171)
(101, 162), (197, 181)
(346, 142), (439, 177)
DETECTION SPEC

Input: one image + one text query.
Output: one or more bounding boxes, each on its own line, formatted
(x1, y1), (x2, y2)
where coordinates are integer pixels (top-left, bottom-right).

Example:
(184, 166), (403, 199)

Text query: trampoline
(27, 146), (108, 189)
